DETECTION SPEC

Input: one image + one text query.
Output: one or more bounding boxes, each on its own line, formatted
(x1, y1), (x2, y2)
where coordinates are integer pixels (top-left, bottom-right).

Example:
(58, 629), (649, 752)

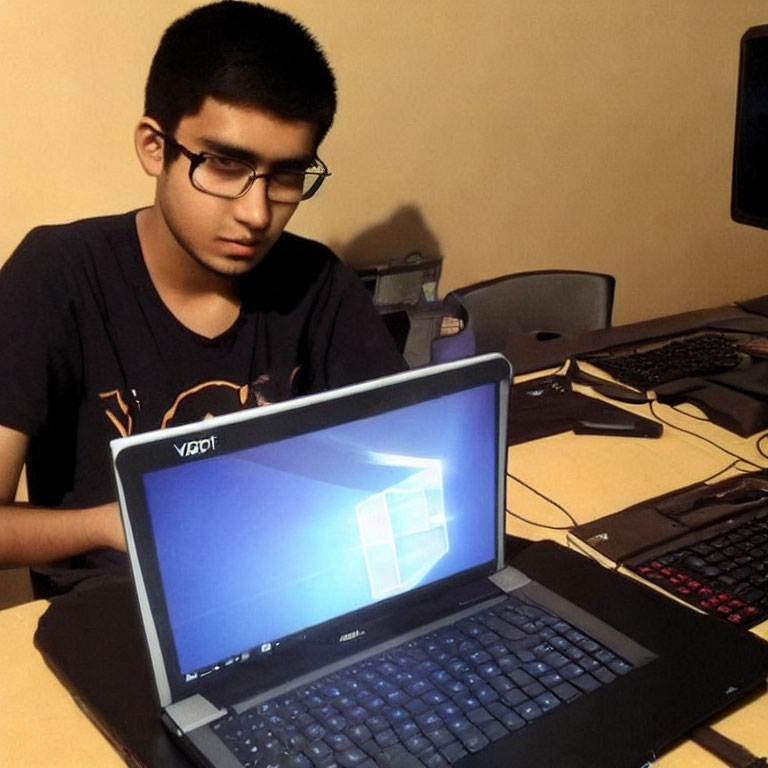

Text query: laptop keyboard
(212, 593), (634, 767)
(586, 332), (741, 391)
(629, 509), (768, 628)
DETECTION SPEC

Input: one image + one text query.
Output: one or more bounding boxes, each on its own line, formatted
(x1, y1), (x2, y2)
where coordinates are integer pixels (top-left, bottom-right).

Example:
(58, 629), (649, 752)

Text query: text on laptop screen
(140, 383), (499, 678)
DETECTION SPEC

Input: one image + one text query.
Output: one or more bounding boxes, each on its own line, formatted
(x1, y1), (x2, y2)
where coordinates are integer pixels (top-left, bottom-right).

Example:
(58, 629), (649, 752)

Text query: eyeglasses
(154, 130), (330, 203)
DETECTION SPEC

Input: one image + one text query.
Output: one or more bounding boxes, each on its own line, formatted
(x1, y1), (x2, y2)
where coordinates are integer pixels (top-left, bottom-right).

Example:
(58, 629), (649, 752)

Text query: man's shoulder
(20, 211), (138, 252)
(6, 211), (139, 282)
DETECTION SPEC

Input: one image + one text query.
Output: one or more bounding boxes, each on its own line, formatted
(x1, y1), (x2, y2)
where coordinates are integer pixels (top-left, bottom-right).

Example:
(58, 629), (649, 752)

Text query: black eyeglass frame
(153, 130), (330, 202)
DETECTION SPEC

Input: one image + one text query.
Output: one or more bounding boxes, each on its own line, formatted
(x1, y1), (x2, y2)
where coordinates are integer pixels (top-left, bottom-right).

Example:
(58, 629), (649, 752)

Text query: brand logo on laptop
(339, 629), (366, 643)
(174, 435), (218, 458)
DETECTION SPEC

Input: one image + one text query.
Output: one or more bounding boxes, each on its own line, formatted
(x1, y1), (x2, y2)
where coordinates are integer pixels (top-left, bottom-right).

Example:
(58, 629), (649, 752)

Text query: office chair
(431, 269), (615, 363)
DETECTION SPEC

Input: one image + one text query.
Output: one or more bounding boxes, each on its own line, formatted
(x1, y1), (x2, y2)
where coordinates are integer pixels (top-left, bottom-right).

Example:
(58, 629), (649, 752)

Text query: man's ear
(135, 117), (166, 178)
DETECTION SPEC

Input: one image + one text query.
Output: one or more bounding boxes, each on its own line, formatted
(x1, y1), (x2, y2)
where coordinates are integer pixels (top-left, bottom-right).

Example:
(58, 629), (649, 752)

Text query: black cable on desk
(756, 432), (768, 462)
(699, 459), (760, 485)
(506, 472), (578, 530)
(653, 394), (710, 422)
(649, 400), (765, 468)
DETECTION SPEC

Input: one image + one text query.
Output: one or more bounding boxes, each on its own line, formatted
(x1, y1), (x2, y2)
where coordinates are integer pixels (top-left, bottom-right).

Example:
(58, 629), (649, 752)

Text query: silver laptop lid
(111, 354), (511, 709)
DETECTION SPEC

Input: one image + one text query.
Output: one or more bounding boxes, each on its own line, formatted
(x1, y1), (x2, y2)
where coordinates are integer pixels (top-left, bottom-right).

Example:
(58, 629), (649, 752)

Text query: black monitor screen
(732, 25), (768, 229)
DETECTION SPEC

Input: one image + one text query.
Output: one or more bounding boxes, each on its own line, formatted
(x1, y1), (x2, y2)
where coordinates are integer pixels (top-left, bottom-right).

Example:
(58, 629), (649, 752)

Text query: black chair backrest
(431, 270), (615, 360)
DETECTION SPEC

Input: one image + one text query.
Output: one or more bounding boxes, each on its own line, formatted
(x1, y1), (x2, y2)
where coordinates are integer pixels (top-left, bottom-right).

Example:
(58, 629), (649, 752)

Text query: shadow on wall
(331, 205), (442, 270)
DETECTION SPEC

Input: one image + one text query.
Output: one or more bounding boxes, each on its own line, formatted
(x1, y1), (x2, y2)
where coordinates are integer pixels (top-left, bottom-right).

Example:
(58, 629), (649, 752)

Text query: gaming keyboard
(629, 509), (768, 628)
(212, 593), (634, 767)
(586, 333), (741, 391)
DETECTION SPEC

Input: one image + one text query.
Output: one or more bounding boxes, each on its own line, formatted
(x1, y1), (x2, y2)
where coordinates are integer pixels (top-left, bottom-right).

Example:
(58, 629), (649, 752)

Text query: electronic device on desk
(582, 331), (768, 437)
(508, 374), (662, 444)
(581, 332), (743, 392)
(737, 295), (768, 321)
(732, 24), (768, 230)
(570, 470), (768, 629)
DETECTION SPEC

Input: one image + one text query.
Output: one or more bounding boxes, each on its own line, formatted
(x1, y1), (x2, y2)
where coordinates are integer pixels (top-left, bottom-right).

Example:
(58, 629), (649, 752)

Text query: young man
(0, 1), (405, 597)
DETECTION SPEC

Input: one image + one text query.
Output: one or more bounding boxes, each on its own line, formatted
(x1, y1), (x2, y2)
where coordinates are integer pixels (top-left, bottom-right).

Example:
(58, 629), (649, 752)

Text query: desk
(0, 599), (121, 767)
(506, 363), (768, 544)
(5, 314), (768, 767)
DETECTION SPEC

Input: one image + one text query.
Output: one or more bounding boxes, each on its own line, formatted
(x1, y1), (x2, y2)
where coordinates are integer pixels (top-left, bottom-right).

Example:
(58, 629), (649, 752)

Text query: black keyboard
(629, 509), (768, 628)
(212, 594), (633, 767)
(587, 333), (741, 391)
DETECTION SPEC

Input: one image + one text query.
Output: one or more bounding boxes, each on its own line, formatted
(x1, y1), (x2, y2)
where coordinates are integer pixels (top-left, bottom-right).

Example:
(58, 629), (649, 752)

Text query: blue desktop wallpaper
(142, 384), (498, 675)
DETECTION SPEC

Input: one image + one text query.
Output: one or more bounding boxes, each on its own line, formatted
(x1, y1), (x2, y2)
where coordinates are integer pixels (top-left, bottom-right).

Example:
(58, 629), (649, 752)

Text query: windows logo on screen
(356, 457), (448, 600)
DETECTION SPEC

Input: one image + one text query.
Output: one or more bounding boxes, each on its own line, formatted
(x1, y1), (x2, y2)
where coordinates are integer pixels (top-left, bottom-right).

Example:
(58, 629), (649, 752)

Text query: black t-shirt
(0, 211), (405, 593)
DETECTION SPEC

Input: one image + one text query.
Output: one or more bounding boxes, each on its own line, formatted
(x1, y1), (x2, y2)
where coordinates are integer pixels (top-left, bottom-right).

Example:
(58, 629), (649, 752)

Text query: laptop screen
(112, 355), (510, 700)
(144, 382), (498, 679)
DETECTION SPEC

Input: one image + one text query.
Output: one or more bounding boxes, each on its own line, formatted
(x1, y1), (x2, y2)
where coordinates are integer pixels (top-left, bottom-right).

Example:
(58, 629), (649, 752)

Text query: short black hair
(144, 1), (336, 147)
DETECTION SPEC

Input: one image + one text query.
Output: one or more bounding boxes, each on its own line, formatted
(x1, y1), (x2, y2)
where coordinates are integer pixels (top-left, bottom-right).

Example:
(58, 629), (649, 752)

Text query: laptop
(34, 354), (768, 768)
(569, 468), (768, 629)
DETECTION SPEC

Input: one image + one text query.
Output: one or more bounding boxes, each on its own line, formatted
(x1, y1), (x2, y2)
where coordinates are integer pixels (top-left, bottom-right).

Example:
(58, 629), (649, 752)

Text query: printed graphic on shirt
(99, 370), (300, 438)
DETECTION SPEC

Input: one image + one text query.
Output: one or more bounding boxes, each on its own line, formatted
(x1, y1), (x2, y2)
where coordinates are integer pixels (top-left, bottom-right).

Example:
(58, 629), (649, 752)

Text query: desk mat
(34, 577), (192, 768)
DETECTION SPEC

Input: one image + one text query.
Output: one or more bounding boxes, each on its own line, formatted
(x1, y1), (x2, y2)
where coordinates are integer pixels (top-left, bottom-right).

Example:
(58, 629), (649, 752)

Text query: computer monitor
(732, 24), (768, 229)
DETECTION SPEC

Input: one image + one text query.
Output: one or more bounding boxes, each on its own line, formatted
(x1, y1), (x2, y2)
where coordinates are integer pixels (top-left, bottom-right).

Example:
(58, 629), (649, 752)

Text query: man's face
(154, 97), (318, 278)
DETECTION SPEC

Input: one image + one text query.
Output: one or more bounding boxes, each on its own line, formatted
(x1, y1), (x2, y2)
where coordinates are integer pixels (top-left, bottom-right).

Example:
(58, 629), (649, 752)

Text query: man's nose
(233, 176), (271, 229)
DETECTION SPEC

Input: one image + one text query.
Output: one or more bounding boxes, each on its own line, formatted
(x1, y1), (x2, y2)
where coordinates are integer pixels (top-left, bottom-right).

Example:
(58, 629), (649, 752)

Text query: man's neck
(135, 208), (242, 339)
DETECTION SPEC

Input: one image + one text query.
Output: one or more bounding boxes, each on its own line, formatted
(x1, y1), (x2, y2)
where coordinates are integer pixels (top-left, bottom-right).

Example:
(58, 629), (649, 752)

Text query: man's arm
(0, 425), (125, 568)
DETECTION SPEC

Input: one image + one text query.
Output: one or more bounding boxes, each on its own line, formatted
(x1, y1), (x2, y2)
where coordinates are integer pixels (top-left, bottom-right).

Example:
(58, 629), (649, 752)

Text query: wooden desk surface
(504, 375), (768, 766)
(3, 368), (768, 766)
(506, 373), (768, 545)
(0, 599), (121, 767)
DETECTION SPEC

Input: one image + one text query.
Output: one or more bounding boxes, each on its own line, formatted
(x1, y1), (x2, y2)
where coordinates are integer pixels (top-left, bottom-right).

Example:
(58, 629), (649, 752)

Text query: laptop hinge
(489, 565), (531, 593)
(164, 694), (227, 735)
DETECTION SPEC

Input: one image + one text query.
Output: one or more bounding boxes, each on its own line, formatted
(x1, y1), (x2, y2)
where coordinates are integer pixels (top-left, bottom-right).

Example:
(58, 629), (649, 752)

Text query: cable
(700, 459), (757, 483)
(505, 509), (576, 532)
(662, 402), (711, 422)
(699, 460), (760, 485)
(756, 432), (768, 461)
(649, 400), (764, 468)
(506, 472), (578, 530)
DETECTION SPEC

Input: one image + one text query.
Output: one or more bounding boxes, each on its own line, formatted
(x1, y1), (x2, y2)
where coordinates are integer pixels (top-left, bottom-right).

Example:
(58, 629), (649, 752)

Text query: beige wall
(2, 0), (768, 325)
